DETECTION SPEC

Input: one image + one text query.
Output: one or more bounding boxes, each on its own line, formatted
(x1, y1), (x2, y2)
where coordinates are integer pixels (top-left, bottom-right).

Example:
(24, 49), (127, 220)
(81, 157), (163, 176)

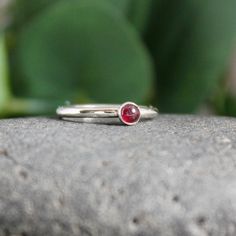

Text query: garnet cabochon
(119, 103), (141, 125)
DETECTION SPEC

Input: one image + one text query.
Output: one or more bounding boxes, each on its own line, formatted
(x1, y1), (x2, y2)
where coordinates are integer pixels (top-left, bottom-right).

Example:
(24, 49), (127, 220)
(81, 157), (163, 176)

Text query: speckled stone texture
(0, 115), (236, 236)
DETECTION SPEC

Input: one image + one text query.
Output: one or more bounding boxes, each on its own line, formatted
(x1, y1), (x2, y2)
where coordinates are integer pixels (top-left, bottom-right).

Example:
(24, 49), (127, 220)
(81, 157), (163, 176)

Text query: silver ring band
(57, 102), (158, 125)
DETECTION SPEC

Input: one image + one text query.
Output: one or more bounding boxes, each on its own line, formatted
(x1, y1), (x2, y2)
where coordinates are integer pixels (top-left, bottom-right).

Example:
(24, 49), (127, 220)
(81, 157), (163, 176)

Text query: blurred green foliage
(1, 0), (236, 116)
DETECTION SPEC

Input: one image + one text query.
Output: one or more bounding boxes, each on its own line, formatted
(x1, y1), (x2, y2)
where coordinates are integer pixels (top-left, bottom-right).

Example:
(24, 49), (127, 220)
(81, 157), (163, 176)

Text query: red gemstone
(119, 103), (141, 125)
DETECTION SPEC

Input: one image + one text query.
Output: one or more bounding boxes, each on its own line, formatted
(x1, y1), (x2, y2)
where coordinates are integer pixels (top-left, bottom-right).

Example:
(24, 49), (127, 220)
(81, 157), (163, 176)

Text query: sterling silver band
(56, 102), (158, 125)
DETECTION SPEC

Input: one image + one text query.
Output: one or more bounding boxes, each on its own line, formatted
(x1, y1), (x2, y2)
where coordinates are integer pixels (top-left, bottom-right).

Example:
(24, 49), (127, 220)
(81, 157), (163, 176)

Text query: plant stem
(0, 33), (11, 110)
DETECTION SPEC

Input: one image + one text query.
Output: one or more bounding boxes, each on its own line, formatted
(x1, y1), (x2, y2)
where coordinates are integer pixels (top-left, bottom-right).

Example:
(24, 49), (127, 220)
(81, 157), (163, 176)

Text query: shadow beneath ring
(49, 117), (125, 126)
(49, 117), (153, 126)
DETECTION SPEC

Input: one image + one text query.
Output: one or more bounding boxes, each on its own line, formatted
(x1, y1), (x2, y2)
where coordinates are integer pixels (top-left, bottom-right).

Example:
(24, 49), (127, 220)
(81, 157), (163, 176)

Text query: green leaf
(12, 0), (59, 29)
(0, 34), (55, 117)
(128, 0), (153, 33)
(15, 0), (153, 106)
(12, 0), (152, 33)
(223, 95), (236, 117)
(212, 83), (236, 117)
(12, 0), (130, 29)
(147, 0), (236, 113)
(107, 0), (130, 14)
(0, 34), (11, 111)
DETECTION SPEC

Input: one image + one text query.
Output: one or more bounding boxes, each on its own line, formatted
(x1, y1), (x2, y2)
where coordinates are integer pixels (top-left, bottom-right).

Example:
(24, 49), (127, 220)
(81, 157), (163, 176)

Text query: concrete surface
(0, 115), (236, 236)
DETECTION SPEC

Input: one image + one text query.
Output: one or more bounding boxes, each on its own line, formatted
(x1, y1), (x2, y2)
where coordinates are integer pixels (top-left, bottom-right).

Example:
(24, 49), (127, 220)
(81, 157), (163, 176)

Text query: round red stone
(120, 103), (141, 125)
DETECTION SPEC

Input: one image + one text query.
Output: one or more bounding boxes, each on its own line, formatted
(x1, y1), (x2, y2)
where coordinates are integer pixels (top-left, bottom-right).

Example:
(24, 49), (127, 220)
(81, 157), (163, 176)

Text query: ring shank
(57, 104), (158, 120)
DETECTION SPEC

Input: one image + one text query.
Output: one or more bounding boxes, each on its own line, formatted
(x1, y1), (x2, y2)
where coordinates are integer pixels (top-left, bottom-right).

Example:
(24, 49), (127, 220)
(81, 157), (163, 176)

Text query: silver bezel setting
(118, 102), (141, 126)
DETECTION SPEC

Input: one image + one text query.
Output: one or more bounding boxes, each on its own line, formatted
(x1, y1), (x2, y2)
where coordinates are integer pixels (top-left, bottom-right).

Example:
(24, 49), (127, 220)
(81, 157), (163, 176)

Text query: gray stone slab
(0, 115), (236, 236)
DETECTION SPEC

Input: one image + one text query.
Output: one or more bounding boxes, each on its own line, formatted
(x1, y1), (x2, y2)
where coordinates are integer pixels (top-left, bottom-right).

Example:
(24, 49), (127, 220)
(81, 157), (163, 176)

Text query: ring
(56, 102), (158, 126)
